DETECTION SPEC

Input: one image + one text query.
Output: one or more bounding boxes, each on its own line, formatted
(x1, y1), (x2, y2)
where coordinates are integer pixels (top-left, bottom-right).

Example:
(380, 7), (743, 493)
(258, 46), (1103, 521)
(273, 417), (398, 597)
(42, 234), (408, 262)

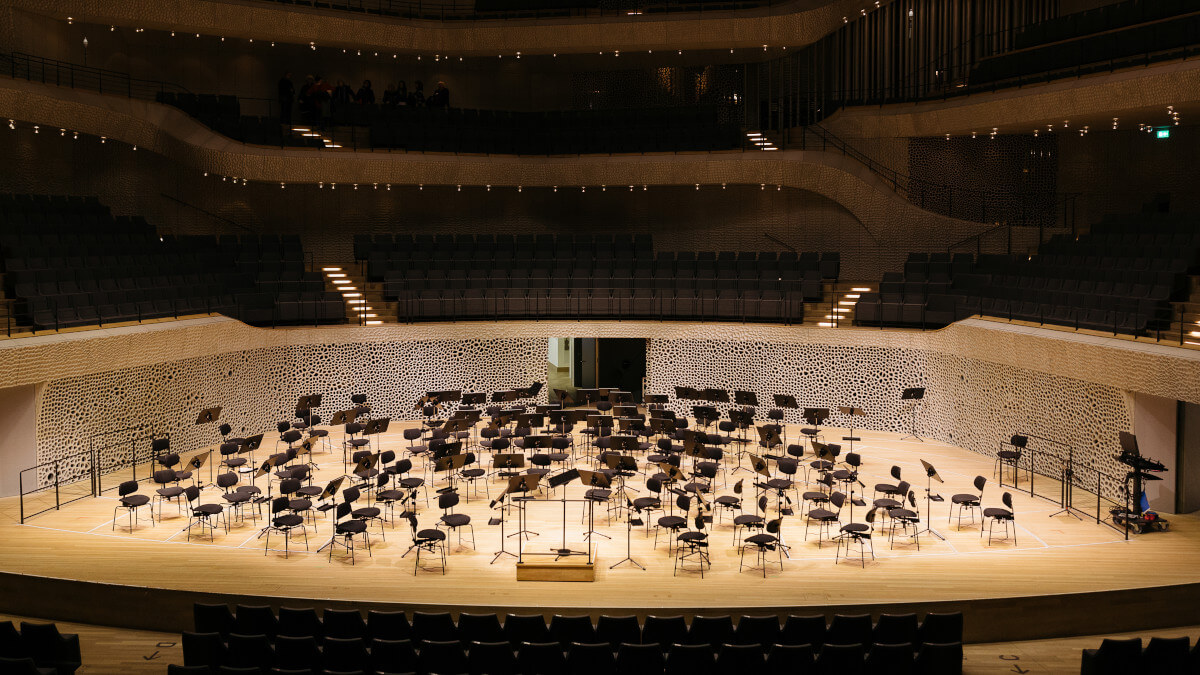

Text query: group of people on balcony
(277, 72), (450, 126)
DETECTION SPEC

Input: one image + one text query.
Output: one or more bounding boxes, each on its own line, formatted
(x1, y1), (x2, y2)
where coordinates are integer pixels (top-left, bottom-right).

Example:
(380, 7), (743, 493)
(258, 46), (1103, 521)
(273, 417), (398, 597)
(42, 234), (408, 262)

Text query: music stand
(296, 394), (322, 427)
(435, 453), (468, 493)
(185, 450), (212, 488)
(734, 390), (759, 407)
(195, 406), (222, 425)
(613, 490), (647, 571)
(773, 394), (799, 409)
(329, 409), (353, 427)
(901, 388), (926, 442)
(917, 459), (946, 540)
(839, 406), (865, 451)
(490, 474), (540, 563)
(240, 433), (264, 476)
(365, 417), (391, 435)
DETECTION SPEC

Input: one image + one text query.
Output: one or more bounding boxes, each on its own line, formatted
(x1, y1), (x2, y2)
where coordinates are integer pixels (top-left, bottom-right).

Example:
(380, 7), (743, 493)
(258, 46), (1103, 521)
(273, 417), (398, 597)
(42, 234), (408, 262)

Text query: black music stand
(434, 453), (468, 493)
(296, 394), (322, 428)
(773, 394), (799, 409)
(462, 392), (487, 406)
(490, 474), (540, 563)
(196, 407), (222, 425)
(839, 406), (865, 452)
(577, 469), (613, 541)
(185, 450), (212, 488)
(901, 388), (926, 442)
(644, 393), (669, 411)
(612, 493), (647, 571)
(240, 434), (264, 476)
(734, 390), (759, 407)
(329, 409), (353, 427)
(917, 459), (946, 540)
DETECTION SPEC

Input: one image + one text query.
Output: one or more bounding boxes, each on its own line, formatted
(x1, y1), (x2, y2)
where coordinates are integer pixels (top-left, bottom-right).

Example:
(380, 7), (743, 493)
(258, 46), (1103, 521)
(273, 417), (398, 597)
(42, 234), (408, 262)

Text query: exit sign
(1157, 129), (1171, 139)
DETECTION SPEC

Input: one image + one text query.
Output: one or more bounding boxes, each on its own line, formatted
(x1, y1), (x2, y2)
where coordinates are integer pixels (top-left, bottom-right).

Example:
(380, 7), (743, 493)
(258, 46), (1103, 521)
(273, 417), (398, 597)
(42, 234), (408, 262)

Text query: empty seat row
(172, 633), (962, 675)
(0, 621), (82, 675)
(193, 604), (964, 651)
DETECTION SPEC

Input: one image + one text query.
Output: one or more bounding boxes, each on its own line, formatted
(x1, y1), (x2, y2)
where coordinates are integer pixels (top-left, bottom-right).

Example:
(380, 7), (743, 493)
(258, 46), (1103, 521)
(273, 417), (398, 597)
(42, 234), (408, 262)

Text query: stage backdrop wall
(7, 317), (1200, 502)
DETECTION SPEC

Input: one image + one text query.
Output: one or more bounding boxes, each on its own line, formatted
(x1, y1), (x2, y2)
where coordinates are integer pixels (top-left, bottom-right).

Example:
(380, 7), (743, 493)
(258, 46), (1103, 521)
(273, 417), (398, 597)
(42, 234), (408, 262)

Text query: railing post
(19, 471), (24, 524)
(54, 460), (60, 511)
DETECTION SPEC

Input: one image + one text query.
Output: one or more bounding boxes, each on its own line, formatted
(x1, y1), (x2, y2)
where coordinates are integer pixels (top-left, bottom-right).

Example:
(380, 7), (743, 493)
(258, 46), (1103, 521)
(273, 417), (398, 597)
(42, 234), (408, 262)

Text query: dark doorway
(596, 338), (646, 403)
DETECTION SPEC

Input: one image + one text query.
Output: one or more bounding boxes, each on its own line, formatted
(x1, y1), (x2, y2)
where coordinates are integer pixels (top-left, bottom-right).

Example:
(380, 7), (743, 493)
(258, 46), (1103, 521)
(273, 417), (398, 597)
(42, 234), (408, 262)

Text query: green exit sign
(1157, 128), (1171, 139)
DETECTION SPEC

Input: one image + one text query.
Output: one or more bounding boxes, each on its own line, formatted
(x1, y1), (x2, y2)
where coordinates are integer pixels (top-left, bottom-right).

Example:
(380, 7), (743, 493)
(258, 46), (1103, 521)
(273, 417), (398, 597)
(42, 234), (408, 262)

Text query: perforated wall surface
(16, 317), (1200, 498)
(647, 338), (1131, 496)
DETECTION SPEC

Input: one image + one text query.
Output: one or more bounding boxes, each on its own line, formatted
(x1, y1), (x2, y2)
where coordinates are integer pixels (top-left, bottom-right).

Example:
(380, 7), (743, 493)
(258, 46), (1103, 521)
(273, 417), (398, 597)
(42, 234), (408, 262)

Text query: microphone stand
(490, 494), (517, 563)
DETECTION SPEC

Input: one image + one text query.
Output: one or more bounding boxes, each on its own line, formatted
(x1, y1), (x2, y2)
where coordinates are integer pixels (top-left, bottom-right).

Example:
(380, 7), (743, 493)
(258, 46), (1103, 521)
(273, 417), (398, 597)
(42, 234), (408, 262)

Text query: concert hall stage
(1, 422), (1197, 643)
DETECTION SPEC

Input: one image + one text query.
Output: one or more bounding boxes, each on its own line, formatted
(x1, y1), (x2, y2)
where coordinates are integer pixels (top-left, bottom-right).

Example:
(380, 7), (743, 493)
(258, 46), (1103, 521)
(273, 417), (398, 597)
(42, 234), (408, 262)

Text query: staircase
(1168, 275), (1200, 344)
(320, 264), (395, 324)
(803, 281), (873, 327)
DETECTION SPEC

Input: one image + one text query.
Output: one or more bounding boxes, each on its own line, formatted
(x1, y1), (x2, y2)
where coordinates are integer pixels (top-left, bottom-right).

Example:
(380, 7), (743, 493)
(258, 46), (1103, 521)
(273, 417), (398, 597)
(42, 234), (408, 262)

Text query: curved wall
(4, 0), (871, 55)
(10, 316), (1200, 498)
(0, 76), (1005, 278)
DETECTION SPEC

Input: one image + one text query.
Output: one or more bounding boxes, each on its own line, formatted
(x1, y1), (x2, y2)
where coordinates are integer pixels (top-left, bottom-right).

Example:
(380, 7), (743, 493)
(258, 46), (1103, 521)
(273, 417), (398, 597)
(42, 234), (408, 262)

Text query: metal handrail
(244, 0), (796, 22)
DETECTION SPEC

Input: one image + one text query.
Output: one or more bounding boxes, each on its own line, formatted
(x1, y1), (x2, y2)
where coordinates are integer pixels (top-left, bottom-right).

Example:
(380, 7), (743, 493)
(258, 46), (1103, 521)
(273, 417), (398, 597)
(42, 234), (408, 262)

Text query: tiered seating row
(854, 215), (1197, 334)
(363, 233), (836, 323)
(0, 194), (345, 330)
(176, 603), (964, 674)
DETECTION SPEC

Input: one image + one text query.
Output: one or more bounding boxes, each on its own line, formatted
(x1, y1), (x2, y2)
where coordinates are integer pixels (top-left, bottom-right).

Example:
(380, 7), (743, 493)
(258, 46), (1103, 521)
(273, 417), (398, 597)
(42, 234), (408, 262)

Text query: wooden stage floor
(2, 421), (1198, 641)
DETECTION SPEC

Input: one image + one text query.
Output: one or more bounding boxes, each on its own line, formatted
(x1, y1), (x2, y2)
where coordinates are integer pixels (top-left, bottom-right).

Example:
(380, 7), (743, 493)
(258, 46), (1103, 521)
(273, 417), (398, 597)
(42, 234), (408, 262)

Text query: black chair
(824, 615), (872, 648)
(274, 635), (321, 671)
(914, 641), (963, 675)
(733, 615), (780, 647)
(566, 642), (616, 675)
(814, 642), (865, 674)
(323, 610), (367, 640)
(224, 633), (274, 671)
(805, 492), (844, 546)
(995, 434), (1026, 484)
(321, 636), (369, 673)
(417, 639), (468, 675)
(182, 631), (224, 670)
(152, 468), (187, 520)
(466, 640), (518, 675)
(864, 642), (914, 674)
(407, 513), (447, 575)
(665, 643), (714, 675)
(327, 502), (371, 564)
(616, 643), (665, 675)
(277, 608), (323, 640)
(549, 615), (597, 649)
(233, 605), (278, 640)
(264, 496), (308, 558)
(194, 603), (235, 637)
(716, 643), (763, 670)
(917, 612), (963, 645)
(518, 641), (566, 675)
(369, 638), (418, 675)
(112, 480), (151, 531)
(17, 623), (80, 675)
(1141, 636), (1190, 673)
(983, 491), (1017, 545)
(398, 612), (449, 645)
(872, 614), (918, 647)
(504, 614), (552, 647)
(949, 476), (986, 528)
(184, 485), (226, 541)
(643, 615), (688, 652)
(780, 615), (825, 649)
(740, 518), (784, 577)
(438, 491), (475, 549)
(596, 615), (640, 649)
(367, 610), (410, 641)
(686, 616), (733, 649)
(765, 643), (815, 674)
(458, 613), (504, 645)
(1080, 637), (1142, 675)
